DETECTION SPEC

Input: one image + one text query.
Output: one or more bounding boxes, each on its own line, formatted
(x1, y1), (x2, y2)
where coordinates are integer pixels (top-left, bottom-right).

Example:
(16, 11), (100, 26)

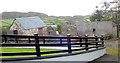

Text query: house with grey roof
(10, 16), (46, 35)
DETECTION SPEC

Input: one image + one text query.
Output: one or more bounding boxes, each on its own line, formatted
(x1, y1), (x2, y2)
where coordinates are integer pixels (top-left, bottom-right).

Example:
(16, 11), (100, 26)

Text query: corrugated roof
(15, 16), (46, 29)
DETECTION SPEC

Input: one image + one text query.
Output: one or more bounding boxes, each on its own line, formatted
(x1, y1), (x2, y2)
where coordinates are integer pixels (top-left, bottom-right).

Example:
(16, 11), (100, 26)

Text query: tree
(90, 9), (103, 21)
(56, 23), (62, 34)
(109, 0), (120, 38)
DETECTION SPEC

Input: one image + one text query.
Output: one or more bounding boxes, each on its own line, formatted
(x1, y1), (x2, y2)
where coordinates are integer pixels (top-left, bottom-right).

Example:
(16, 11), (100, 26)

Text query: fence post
(85, 35), (88, 51)
(28, 38), (31, 43)
(101, 35), (104, 47)
(67, 34), (72, 53)
(43, 39), (45, 44)
(4, 37), (7, 43)
(34, 34), (41, 57)
(60, 38), (62, 44)
(79, 35), (82, 47)
(15, 37), (18, 43)
(95, 36), (98, 48)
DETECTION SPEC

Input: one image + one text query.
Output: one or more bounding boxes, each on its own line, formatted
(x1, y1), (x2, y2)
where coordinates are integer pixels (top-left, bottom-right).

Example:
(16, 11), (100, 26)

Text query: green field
(1, 47), (57, 52)
(0, 47), (60, 58)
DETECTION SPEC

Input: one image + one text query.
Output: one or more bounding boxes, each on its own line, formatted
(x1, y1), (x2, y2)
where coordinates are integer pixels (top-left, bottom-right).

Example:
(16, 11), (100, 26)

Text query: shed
(47, 25), (57, 35)
(10, 16), (46, 35)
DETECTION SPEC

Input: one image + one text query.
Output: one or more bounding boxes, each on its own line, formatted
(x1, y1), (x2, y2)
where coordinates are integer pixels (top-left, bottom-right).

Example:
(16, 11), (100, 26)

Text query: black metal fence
(0, 34), (105, 61)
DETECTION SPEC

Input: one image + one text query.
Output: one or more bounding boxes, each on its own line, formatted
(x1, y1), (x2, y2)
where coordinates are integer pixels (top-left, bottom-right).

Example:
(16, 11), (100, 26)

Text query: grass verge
(106, 48), (118, 55)
(0, 47), (59, 58)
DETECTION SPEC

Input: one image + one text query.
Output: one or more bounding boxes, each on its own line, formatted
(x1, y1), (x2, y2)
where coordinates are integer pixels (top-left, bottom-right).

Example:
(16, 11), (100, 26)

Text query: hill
(1, 12), (48, 19)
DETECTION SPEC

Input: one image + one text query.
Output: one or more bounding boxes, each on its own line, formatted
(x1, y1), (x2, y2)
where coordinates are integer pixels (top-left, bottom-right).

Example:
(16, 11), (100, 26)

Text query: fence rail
(0, 34), (105, 61)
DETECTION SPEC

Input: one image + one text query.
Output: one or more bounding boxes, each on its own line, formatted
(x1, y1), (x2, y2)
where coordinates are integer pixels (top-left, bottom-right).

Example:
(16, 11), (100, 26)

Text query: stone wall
(77, 21), (117, 37)
(62, 20), (117, 37)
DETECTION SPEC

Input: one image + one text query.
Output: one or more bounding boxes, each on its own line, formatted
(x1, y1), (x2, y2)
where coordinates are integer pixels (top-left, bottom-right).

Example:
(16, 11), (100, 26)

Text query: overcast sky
(0, 0), (114, 16)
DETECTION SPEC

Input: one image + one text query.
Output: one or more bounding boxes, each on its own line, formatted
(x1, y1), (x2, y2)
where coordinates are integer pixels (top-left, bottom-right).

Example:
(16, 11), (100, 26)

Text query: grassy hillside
(42, 16), (63, 25)
(0, 19), (14, 27)
(0, 19), (14, 34)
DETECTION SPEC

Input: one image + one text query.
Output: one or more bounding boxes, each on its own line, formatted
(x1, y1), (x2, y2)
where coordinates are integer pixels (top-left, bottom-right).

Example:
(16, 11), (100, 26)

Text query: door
(38, 28), (44, 35)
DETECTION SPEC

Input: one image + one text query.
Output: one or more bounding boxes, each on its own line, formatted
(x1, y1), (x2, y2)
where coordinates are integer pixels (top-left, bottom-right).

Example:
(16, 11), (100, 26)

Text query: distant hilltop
(1, 12), (48, 19)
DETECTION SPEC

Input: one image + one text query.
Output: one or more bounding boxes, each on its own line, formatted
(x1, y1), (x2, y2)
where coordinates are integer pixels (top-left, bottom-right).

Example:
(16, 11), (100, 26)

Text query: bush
(56, 24), (62, 34)
(103, 33), (113, 40)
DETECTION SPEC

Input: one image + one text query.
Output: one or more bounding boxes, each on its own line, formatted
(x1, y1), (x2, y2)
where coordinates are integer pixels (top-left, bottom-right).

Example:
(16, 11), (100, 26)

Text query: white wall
(31, 48), (106, 61)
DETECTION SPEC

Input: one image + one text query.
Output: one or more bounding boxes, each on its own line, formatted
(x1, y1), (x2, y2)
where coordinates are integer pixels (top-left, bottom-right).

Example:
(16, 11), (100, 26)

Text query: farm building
(47, 25), (57, 35)
(62, 16), (117, 37)
(10, 16), (46, 35)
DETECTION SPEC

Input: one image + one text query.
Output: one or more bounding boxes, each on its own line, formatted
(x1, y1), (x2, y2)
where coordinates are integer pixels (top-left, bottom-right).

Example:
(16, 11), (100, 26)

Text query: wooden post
(15, 37), (18, 43)
(60, 38), (62, 44)
(4, 37), (7, 43)
(28, 38), (31, 43)
(85, 35), (88, 51)
(43, 39), (45, 44)
(34, 34), (41, 57)
(101, 35), (104, 47)
(95, 36), (98, 48)
(79, 35), (82, 47)
(67, 34), (72, 53)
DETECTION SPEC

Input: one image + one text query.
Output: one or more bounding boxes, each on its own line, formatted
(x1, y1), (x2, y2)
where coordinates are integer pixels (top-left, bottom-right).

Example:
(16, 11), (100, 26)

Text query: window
(93, 28), (96, 32)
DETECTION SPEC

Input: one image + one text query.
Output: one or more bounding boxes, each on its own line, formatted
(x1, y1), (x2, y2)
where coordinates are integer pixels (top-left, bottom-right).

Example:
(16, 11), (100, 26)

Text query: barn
(10, 16), (46, 35)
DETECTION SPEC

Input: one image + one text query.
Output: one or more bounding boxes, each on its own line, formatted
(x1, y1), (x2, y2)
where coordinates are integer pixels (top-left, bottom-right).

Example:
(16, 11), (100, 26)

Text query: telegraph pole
(116, 1), (119, 38)
(110, 0), (119, 38)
